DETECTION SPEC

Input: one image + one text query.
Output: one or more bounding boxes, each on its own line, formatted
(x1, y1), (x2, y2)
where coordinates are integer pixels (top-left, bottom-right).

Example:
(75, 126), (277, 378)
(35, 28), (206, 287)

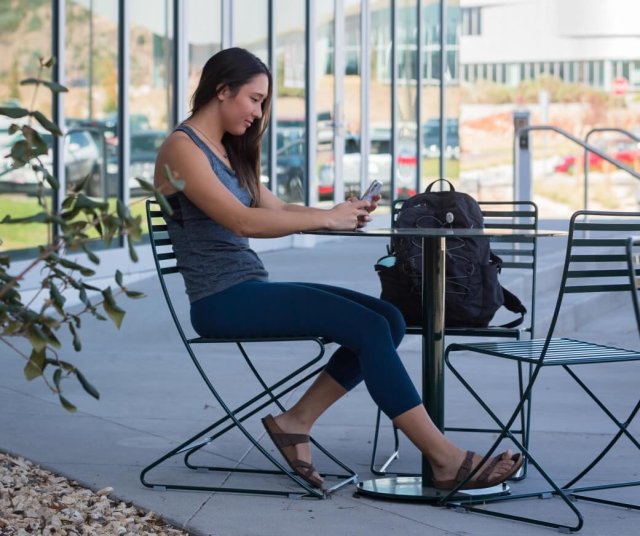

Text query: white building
(460, 0), (640, 92)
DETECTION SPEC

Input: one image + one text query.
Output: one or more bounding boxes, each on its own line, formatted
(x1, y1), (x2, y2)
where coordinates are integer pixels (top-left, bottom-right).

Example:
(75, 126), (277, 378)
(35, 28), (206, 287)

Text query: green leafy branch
(0, 57), (183, 412)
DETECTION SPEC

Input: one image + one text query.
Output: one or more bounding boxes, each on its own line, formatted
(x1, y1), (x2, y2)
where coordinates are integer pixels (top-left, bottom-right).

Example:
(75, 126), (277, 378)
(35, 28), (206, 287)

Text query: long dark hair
(190, 47), (272, 204)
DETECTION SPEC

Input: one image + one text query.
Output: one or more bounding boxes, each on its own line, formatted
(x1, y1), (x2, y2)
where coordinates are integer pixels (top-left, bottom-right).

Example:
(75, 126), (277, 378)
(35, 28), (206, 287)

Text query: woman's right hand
(326, 200), (371, 230)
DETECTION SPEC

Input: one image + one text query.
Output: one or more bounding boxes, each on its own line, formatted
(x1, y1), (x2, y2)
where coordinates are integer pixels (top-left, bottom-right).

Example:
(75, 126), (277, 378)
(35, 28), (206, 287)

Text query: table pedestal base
(356, 476), (510, 502)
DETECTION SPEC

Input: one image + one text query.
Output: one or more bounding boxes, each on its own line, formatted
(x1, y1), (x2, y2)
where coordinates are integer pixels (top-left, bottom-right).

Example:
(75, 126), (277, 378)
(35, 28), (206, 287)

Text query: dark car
(260, 129), (307, 203)
(128, 130), (166, 196)
(422, 118), (460, 159)
(104, 129), (166, 197)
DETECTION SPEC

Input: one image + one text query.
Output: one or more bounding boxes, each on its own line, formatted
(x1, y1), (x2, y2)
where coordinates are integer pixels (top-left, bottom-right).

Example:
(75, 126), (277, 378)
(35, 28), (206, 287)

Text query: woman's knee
(380, 301), (406, 346)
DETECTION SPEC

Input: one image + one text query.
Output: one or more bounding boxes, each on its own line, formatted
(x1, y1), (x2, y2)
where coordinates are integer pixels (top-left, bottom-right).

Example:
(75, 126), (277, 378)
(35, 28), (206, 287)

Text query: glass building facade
(0, 0), (459, 257)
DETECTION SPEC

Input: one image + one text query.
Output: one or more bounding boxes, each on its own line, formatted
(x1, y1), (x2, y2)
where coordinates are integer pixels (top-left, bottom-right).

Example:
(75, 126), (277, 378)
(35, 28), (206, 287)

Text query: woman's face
(220, 74), (269, 136)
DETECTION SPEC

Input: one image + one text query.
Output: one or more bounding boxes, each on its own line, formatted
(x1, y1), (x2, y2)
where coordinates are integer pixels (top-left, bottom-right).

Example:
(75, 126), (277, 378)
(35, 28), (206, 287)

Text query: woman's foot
(431, 447), (523, 490)
(262, 413), (324, 488)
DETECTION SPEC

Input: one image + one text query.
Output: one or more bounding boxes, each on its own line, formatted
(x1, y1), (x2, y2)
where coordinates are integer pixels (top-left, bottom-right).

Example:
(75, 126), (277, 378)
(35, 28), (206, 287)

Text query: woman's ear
(215, 83), (229, 101)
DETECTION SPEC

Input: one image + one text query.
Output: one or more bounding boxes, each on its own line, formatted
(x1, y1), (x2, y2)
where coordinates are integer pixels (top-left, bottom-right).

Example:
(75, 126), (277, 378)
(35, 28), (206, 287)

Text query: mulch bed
(0, 452), (190, 535)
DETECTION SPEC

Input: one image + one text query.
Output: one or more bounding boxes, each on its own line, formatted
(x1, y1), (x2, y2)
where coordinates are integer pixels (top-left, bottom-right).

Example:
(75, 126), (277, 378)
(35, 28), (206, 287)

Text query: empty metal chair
(371, 200), (539, 477)
(443, 210), (640, 532)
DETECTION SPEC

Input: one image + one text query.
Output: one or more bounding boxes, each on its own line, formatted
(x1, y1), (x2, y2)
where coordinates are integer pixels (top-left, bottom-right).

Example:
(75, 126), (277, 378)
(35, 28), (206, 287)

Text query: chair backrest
(627, 236), (640, 335)
(546, 210), (640, 341)
(391, 197), (539, 334)
(145, 199), (189, 341)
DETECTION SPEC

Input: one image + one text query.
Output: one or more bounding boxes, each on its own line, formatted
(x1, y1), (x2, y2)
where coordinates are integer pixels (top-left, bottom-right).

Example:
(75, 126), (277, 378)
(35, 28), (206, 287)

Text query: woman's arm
(155, 133), (370, 238)
(258, 184), (378, 226)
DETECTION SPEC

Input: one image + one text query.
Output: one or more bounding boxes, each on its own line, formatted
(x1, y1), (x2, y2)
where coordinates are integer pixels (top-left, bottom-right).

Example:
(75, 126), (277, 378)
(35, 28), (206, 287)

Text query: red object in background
(554, 155), (576, 173)
(555, 147), (640, 174)
(613, 147), (640, 165)
(611, 77), (629, 97)
(397, 155), (417, 165)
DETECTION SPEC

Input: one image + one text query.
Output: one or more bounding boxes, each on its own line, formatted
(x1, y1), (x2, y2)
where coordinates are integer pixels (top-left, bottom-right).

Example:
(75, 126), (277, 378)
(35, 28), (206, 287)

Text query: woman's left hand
(348, 194), (380, 228)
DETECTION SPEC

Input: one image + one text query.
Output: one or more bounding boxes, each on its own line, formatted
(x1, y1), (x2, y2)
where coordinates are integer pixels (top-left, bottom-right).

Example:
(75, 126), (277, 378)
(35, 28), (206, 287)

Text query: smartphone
(359, 179), (383, 202)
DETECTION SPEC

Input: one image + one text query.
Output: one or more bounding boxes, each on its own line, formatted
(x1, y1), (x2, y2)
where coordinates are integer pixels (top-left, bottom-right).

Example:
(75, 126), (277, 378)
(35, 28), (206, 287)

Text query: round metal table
(306, 226), (565, 502)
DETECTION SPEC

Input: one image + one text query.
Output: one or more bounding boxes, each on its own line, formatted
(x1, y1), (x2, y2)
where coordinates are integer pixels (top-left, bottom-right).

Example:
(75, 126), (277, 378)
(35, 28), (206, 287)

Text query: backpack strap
(494, 286), (527, 329)
(425, 178), (455, 192)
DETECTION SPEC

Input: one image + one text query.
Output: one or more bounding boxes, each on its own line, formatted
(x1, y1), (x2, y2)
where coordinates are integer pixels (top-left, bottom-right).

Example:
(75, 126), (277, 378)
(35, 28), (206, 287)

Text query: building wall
(460, 0), (640, 88)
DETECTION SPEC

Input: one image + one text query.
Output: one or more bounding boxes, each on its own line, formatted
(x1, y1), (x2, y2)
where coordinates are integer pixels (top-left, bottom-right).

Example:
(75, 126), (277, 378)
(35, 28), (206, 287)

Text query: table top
(304, 227), (566, 238)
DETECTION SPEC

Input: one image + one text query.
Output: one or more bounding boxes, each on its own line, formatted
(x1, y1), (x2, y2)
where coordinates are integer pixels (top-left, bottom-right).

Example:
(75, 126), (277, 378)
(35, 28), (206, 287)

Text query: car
(422, 118), (460, 160)
(319, 129), (418, 199)
(128, 130), (166, 196)
(261, 128), (312, 203)
(102, 129), (167, 197)
(0, 128), (104, 197)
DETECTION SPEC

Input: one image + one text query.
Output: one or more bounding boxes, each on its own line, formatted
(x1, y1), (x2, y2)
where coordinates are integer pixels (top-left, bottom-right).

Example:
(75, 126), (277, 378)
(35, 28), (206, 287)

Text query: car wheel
(287, 174), (304, 203)
(86, 167), (105, 198)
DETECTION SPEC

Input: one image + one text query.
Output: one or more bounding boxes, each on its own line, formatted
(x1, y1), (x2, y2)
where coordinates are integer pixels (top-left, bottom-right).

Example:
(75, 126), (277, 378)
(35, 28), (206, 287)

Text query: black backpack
(375, 180), (526, 328)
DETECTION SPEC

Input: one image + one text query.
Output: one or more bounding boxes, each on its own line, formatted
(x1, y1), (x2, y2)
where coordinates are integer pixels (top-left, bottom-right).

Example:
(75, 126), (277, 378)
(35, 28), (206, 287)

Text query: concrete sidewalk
(2, 234), (639, 536)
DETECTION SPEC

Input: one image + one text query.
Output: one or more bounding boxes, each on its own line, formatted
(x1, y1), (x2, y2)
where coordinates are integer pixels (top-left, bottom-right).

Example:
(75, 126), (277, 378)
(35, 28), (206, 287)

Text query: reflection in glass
(274, 1), (306, 203)
(129, 0), (173, 212)
(234, 0), (270, 193)
(64, 0), (117, 200)
(233, 0), (267, 62)
(420, 0), (441, 191)
(341, 0), (362, 200)
(444, 0), (460, 182)
(369, 0), (391, 204)
(0, 0), (52, 253)
(397, 0), (418, 199)
(315, 2), (335, 203)
(187, 0), (221, 109)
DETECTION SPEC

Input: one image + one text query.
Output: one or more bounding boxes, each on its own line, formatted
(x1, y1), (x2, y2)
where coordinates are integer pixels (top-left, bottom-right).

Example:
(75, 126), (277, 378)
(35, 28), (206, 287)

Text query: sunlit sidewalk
(1, 234), (639, 536)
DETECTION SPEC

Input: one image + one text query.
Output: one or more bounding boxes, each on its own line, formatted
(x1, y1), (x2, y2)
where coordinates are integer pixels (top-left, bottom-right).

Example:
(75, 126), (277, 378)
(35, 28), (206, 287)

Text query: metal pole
(51, 0), (65, 239)
(512, 110), (531, 201)
(333, 0), (345, 203)
(268, 0), (277, 197)
(416, 0), (423, 193)
(118, 0), (130, 215)
(360, 0), (370, 198)
(438, 0), (445, 182)
(88, 0), (94, 119)
(306, 1), (318, 206)
(390, 0), (397, 201)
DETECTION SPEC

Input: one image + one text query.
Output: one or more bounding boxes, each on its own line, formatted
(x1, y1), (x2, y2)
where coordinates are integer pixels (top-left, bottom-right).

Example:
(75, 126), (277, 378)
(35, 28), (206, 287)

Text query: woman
(154, 47), (522, 491)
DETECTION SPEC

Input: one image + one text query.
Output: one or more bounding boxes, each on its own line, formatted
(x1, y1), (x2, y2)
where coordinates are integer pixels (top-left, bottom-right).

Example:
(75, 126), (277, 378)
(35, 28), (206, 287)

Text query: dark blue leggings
(190, 280), (422, 419)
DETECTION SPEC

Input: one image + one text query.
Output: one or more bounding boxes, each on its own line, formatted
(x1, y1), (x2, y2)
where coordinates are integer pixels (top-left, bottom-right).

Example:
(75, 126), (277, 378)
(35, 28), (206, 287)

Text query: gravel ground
(0, 452), (190, 536)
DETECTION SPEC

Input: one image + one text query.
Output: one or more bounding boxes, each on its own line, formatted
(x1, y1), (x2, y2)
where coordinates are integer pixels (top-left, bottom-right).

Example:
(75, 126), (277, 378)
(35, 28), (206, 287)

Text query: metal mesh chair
(371, 200), (539, 476)
(140, 200), (357, 498)
(442, 210), (640, 532)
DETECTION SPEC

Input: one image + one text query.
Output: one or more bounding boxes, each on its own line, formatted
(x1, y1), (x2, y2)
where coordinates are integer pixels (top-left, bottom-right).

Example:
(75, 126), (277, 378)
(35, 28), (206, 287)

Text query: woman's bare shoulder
(155, 130), (207, 191)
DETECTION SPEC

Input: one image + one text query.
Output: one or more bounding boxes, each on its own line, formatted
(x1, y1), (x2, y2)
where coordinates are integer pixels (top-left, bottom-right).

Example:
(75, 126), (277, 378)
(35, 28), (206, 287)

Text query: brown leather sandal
(261, 414), (324, 489)
(432, 450), (523, 491)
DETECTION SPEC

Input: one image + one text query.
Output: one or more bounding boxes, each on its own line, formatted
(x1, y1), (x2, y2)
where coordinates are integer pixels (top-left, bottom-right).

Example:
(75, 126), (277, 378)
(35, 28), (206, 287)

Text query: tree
(0, 57), (181, 411)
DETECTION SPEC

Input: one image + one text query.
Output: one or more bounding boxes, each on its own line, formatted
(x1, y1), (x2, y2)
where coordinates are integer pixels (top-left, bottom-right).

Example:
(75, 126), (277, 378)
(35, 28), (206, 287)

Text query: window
(461, 6), (482, 36)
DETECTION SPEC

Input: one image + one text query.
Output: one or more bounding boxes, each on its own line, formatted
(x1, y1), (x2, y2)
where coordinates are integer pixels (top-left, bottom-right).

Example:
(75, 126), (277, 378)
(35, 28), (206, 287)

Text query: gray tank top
(164, 125), (269, 303)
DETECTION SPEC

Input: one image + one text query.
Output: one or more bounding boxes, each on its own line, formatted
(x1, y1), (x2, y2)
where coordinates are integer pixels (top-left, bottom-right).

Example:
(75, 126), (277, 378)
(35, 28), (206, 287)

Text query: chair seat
(189, 335), (328, 345)
(406, 325), (530, 338)
(450, 337), (640, 365)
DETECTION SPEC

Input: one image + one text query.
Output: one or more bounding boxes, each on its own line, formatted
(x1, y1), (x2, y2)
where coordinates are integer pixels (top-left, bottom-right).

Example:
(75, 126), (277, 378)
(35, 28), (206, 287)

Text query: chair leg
(141, 342), (357, 498)
(369, 408), (403, 476)
(560, 365), (640, 500)
(234, 342), (358, 485)
(512, 360), (534, 481)
(368, 361), (532, 478)
(443, 349), (585, 533)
